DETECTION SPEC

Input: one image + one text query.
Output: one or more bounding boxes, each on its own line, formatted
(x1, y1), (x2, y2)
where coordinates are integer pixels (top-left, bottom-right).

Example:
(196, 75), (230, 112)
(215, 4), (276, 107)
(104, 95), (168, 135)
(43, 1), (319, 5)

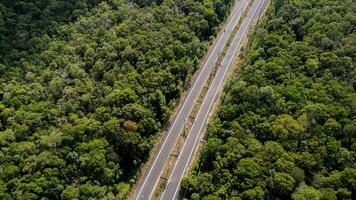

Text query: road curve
(160, 0), (269, 199)
(133, 0), (251, 199)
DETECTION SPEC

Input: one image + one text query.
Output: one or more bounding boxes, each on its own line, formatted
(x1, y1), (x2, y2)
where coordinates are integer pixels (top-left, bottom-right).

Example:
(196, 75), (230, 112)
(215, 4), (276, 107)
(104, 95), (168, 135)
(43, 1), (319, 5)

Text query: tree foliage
(184, 0), (355, 199)
(0, 0), (234, 198)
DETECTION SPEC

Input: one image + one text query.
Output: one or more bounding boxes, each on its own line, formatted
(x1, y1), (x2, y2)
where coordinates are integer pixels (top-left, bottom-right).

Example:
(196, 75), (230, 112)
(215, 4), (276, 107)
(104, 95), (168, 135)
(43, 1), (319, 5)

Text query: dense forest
(0, 0), (234, 199)
(182, 0), (355, 199)
(0, 0), (104, 66)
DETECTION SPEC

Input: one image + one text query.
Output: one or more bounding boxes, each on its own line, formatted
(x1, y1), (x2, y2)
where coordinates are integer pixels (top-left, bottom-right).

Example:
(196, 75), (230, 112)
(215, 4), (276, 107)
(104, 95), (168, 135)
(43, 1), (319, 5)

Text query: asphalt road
(133, 0), (251, 199)
(160, 0), (269, 199)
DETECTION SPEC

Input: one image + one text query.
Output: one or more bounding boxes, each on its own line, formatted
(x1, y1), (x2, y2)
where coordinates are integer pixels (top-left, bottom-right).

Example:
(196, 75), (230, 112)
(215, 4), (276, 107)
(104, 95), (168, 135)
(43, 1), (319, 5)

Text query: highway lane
(160, 0), (269, 199)
(133, 0), (251, 199)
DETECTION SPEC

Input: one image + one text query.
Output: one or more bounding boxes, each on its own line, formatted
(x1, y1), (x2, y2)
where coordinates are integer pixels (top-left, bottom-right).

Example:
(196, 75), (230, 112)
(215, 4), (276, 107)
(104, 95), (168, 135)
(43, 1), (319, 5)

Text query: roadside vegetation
(0, 0), (234, 199)
(182, 0), (356, 199)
